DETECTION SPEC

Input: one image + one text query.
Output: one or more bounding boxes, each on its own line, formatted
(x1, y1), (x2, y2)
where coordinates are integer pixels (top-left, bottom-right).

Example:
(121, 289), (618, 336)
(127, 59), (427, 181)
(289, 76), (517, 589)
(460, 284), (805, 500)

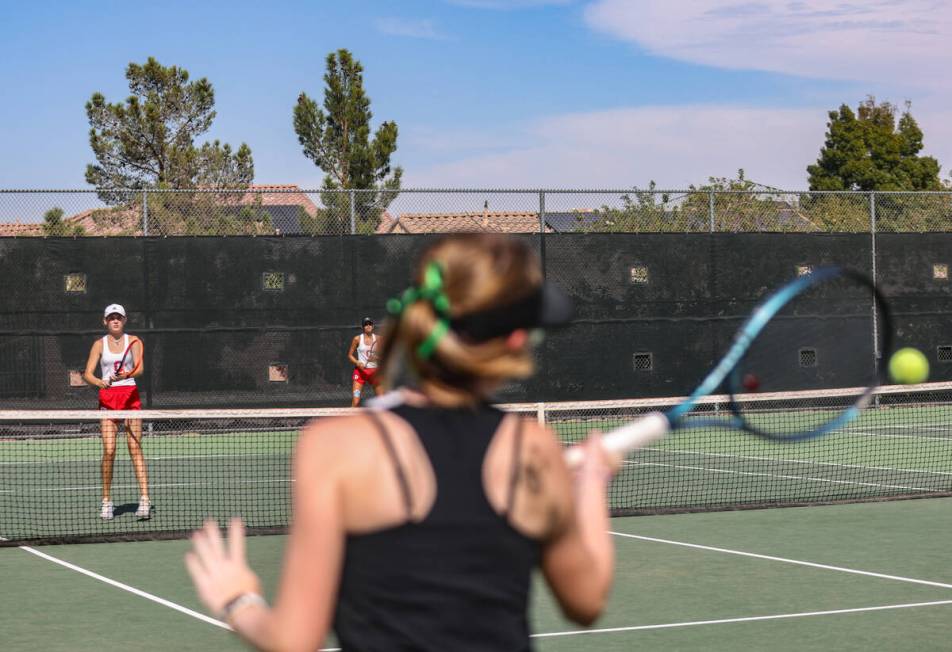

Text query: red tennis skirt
(99, 385), (142, 412)
(352, 367), (380, 387)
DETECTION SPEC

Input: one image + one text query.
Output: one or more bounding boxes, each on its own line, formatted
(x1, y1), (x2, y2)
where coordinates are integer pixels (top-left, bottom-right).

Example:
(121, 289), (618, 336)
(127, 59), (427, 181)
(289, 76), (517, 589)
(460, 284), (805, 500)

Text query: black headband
(450, 282), (573, 342)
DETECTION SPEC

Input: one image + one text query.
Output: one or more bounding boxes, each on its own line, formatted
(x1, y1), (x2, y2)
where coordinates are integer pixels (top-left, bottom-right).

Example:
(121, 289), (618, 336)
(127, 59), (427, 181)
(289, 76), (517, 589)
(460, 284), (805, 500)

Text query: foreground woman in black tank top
(186, 234), (621, 651)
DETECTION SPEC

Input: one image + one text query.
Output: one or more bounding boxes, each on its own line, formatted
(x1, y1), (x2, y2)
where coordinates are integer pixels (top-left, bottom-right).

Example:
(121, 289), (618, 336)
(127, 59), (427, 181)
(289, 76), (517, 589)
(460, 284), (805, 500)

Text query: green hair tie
(417, 318), (449, 360)
(386, 262), (453, 359)
(386, 262), (451, 317)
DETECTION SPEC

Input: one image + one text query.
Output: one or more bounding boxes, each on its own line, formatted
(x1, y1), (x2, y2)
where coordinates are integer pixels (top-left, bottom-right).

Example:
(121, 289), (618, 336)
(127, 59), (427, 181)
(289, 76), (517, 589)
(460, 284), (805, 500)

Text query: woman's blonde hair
(378, 234), (543, 406)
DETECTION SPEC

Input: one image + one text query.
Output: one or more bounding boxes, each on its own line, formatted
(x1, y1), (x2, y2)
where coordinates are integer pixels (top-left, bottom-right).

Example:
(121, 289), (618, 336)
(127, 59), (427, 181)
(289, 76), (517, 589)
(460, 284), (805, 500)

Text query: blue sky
(1, 0), (950, 190)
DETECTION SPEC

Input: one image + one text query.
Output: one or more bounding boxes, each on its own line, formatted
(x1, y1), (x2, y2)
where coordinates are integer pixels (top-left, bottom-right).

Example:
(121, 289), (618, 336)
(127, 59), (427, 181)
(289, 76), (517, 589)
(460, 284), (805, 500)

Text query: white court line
(625, 460), (934, 492)
(859, 424), (951, 432)
(642, 446), (952, 478)
(611, 532), (952, 590)
(4, 529), (949, 649)
(0, 453), (286, 465)
(14, 540), (949, 649)
(5, 479), (292, 493)
(0, 538), (342, 652)
(844, 431), (952, 442)
(17, 545), (232, 630)
(531, 600), (952, 639)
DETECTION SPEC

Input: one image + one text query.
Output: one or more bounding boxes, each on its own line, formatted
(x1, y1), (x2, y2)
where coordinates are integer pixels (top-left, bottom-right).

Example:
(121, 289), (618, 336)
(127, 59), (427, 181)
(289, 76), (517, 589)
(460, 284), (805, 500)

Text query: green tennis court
(2, 499), (950, 651)
(2, 390), (950, 650)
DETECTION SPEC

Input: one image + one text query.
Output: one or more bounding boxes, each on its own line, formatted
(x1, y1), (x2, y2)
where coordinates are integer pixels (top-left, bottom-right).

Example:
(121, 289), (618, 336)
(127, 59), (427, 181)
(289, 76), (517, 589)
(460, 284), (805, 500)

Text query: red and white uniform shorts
(99, 385), (142, 411)
(352, 367), (380, 387)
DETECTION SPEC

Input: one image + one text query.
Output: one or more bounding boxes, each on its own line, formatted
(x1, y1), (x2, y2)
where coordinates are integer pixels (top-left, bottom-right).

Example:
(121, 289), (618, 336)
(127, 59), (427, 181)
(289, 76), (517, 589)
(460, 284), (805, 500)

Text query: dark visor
(450, 282), (573, 342)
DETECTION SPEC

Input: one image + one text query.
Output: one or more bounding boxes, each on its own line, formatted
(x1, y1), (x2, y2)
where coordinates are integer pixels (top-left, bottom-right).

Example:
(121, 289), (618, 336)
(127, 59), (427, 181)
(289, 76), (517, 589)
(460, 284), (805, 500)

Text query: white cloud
(407, 105), (824, 189)
(375, 17), (448, 40)
(404, 104), (952, 190)
(584, 0), (952, 93)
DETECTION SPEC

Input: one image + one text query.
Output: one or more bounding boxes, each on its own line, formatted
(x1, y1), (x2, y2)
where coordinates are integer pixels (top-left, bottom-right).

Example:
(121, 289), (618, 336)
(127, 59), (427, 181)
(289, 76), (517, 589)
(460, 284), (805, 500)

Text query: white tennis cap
(104, 304), (126, 317)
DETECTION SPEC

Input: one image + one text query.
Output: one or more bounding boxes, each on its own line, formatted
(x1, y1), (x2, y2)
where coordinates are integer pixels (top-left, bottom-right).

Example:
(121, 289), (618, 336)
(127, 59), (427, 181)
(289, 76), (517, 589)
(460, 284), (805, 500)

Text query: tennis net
(1, 383), (951, 545)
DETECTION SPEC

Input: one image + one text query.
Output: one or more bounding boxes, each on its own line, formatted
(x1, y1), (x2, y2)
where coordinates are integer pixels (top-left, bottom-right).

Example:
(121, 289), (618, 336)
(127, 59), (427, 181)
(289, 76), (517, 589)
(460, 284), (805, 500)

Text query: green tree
(807, 98), (941, 191)
(85, 57), (253, 204)
(587, 171), (815, 233)
(584, 181), (692, 232)
(145, 192), (274, 236)
(41, 207), (85, 236)
(293, 49), (401, 234)
(796, 193), (870, 232)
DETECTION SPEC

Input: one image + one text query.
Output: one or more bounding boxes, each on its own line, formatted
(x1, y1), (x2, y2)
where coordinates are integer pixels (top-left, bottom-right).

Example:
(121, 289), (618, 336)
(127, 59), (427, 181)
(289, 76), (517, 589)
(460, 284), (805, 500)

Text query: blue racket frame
(664, 267), (893, 441)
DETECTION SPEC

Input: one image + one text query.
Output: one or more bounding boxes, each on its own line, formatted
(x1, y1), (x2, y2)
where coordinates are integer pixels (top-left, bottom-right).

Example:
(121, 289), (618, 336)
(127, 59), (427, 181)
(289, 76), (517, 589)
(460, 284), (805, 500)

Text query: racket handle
(564, 411), (671, 468)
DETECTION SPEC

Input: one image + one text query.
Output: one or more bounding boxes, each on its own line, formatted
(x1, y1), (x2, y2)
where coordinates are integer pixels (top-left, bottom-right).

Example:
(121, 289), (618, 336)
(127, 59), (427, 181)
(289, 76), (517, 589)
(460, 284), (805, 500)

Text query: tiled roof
(0, 185), (320, 236)
(0, 222), (42, 236)
(377, 211), (551, 234)
(225, 185), (319, 217)
(67, 207), (141, 235)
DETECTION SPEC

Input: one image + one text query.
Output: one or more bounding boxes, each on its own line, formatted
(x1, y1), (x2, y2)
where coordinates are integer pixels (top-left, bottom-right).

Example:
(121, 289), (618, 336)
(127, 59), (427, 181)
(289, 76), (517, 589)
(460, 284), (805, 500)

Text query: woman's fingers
(184, 551), (206, 583)
(186, 520), (262, 617)
(228, 518), (246, 562)
(203, 519), (226, 553)
(191, 522), (220, 562)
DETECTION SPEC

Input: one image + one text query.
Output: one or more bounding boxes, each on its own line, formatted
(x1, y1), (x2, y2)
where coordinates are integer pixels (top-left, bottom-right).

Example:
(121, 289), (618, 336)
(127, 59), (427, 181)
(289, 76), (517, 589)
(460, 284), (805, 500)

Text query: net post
(142, 189), (149, 236)
(538, 190), (546, 273)
(539, 190), (545, 235)
(870, 191), (880, 365)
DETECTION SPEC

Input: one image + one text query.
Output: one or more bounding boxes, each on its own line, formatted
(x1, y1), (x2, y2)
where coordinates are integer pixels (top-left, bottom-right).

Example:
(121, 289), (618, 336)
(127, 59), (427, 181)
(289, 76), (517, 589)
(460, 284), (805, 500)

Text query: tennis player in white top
(82, 304), (151, 520)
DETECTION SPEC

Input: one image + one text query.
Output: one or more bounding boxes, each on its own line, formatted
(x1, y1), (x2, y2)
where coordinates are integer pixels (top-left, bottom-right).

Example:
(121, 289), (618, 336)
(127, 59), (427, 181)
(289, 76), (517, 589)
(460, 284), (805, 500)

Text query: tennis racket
(565, 266), (893, 466)
(108, 336), (142, 385)
(367, 336), (379, 366)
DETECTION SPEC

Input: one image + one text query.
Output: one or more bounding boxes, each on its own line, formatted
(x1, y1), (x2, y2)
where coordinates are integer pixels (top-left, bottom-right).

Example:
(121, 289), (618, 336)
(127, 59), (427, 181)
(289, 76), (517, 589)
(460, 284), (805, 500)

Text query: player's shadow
(113, 503), (140, 517)
(114, 502), (154, 520)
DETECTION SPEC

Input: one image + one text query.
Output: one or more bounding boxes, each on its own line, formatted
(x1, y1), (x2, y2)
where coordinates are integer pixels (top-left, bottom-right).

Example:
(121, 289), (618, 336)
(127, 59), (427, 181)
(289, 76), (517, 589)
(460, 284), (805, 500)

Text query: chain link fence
(2, 187), (952, 237)
(1, 188), (951, 409)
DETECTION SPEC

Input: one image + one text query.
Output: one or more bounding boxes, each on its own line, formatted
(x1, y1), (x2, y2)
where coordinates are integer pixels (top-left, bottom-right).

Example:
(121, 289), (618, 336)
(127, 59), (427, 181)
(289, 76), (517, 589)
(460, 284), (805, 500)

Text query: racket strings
(728, 274), (890, 439)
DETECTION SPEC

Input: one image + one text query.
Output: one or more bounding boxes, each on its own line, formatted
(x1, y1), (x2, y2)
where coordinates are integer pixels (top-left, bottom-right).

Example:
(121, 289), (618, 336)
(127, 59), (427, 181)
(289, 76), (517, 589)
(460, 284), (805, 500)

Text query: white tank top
(100, 334), (137, 387)
(357, 333), (378, 369)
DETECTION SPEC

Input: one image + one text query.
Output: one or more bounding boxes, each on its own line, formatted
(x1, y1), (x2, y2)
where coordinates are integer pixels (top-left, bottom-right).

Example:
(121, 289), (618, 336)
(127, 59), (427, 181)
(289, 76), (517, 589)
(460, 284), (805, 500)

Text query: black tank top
(332, 403), (541, 651)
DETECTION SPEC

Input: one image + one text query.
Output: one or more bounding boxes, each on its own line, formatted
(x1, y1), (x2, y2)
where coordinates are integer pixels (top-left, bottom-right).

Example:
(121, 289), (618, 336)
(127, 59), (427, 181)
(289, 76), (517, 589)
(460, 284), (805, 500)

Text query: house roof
(0, 222), (42, 237)
(377, 211), (551, 234)
(542, 211), (601, 233)
(224, 185), (319, 217)
(68, 206), (141, 235)
(0, 185), (321, 236)
(220, 204), (305, 235)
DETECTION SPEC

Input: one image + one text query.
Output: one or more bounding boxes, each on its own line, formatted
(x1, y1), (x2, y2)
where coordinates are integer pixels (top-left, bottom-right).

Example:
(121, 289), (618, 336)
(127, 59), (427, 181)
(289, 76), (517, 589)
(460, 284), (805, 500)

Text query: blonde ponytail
(377, 234), (542, 406)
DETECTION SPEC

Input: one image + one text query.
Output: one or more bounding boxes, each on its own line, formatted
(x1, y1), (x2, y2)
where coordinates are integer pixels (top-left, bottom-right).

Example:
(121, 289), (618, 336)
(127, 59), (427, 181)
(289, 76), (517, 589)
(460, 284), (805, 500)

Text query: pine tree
(86, 57), (253, 204)
(293, 49), (401, 234)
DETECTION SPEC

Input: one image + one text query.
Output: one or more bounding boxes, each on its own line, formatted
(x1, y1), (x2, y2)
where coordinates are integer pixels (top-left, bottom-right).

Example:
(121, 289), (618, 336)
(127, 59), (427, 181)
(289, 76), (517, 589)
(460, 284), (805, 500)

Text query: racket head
(368, 337), (379, 365)
(724, 267), (892, 441)
(116, 337), (143, 378)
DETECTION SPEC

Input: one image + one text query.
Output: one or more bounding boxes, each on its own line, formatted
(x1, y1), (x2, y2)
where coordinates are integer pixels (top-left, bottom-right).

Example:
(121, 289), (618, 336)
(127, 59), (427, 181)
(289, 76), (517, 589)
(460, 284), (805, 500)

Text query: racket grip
(564, 411), (671, 468)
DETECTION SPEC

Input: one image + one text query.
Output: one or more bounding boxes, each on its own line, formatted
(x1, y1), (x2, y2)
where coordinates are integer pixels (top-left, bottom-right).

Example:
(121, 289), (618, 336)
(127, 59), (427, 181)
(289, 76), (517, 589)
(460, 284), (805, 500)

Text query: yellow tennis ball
(888, 348), (929, 385)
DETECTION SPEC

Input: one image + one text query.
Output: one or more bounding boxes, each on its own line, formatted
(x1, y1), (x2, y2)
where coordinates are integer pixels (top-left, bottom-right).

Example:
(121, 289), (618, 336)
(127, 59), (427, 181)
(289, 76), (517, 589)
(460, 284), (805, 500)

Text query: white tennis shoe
(100, 499), (114, 520)
(136, 496), (152, 519)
